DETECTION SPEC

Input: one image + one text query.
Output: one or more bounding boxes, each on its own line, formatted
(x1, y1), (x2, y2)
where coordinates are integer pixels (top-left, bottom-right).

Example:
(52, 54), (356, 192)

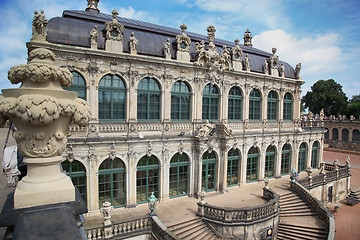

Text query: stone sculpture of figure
(280, 62), (285, 77)
(263, 59), (268, 75)
(346, 156), (351, 168)
(269, 47), (279, 69)
(319, 162), (325, 174)
(295, 63), (301, 79)
(129, 32), (138, 52)
(244, 54), (250, 71)
(31, 10), (47, 39)
(196, 120), (215, 138)
(308, 111), (314, 120)
(221, 120), (233, 136)
(164, 38), (171, 56)
(334, 159), (340, 170)
(90, 25), (98, 45)
(195, 40), (205, 52)
(319, 108), (325, 120)
(221, 46), (231, 60)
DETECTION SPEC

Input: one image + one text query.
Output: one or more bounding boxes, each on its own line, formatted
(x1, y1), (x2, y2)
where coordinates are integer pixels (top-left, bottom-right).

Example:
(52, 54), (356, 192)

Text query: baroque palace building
(27, 1), (324, 213)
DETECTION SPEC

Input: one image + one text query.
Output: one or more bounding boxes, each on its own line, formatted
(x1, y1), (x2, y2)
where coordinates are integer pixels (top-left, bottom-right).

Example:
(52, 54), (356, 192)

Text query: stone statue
(244, 54), (250, 71)
(346, 156), (351, 168)
(263, 59), (268, 75)
(101, 202), (114, 226)
(196, 120), (215, 138)
(308, 111), (314, 120)
(176, 24), (191, 62)
(221, 46), (231, 60)
(319, 162), (325, 174)
(295, 63), (301, 79)
(220, 120), (233, 136)
(319, 108), (325, 120)
(31, 10), (48, 41)
(104, 9), (124, 53)
(129, 32), (138, 54)
(280, 62), (285, 77)
(268, 47), (279, 70)
(334, 159), (339, 170)
(195, 40), (205, 52)
(164, 38), (171, 58)
(90, 25), (98, 49)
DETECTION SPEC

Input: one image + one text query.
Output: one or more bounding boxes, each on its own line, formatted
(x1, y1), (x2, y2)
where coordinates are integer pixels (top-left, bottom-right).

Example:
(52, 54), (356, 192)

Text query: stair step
(279, 223), (327, 233)
(177, 223), (204, 238)
(280, 195), (300, 201)
(189, 227), (212, 240)
(277, 228), (326, 240)
(277, 232), (300, 240)
(280, 212), (316, 217)
(280, 205), (310, 210)
(172, 222), (203, 236)
(280, 206), (312, 212)
(168, 218), (199, 229)
(280, 198), (303, 203)
(278, 225), (328, 238)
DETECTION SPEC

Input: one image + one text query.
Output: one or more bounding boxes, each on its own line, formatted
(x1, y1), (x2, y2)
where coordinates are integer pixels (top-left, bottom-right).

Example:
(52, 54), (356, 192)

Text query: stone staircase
(167, 217), (220, 240)
(277, 192), (327, 240)
(349, 187), (360, 201)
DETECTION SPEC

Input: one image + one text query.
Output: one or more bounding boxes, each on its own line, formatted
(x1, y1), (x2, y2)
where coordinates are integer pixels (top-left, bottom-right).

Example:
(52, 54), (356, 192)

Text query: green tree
(301, 79), (348, 116)
(350, 94), (360, 103)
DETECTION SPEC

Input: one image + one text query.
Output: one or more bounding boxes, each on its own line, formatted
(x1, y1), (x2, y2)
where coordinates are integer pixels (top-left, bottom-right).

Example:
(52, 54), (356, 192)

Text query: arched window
(98, 75), (126, 121)
(353, 129), (360, 143)
(249, 89), (261, 120)
(98, 158), (126, 208)
(202, 84), (219, 120)
(298, 143), (307, 172)
(137, 78), (161, 121)
(62, 160), (87, 204)
(227, 148), (240, 186)
(136, 155), (159, 203)
(342, 129), (349, 142)
(267, 91), (278, 121)
(171, 81), (191, 121)
(283, 92), (293, 121)
(324, 128), (329, 140)
(202, 152), (217, 192)
(281, 144), (291, 175)
(265, 146), (276, 178)
(228, 86), (242, 120)
(311, 141), (320, 168)
(247, 147), (259, 182)
(332, 128), (339, 141)
(64, 71), (86, 100)
(169, 153), (189, 198)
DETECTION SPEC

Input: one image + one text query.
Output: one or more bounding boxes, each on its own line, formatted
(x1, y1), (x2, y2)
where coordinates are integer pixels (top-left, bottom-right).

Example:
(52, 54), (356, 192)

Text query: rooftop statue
(244, 54), (250, 71)
(164, 38), (171, 58)
(31, 10), (47, 41)
(90, 25), (98, 49)
(295, 63), (301, 79)
(129, 32), (138, 54)
(263, 59), (269, 75)
(269, 48), (279, 70)
(105, 9), (124, 41)
(280, 62), (285, 77)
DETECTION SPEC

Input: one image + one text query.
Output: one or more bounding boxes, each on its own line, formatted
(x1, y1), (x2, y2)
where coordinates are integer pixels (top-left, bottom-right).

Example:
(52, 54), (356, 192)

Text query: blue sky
(0, 0), (359, 99)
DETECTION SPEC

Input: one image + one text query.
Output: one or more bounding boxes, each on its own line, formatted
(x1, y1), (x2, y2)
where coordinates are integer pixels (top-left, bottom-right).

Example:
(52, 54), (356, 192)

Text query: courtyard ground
(0, 127), (359, 239)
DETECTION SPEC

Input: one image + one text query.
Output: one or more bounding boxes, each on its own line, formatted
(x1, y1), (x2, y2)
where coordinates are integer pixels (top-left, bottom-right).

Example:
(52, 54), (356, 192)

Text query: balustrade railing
(197, 187), (279, 225)
(290, 181), (335, 240)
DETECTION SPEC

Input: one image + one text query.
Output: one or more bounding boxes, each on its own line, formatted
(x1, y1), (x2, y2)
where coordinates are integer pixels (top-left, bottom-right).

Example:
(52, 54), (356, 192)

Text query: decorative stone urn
(0, 48), (90, 209)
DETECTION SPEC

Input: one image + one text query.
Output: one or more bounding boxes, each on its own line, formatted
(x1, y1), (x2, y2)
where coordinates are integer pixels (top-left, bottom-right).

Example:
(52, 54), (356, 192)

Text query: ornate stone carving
(232, 39), (243, 71)
(268, 48), (279, 76)
(244, 54), (250, 72)
(146, 141), (153, 157)
(176, 24), (191, 62)
(164, 38), (171, 59)
(31, 10), (47, 42)
(217, 120), (233, 137)
(196, 120), (215, 138)
(0, 48), (90, 208)
(219, 46), (232, 71)
(178, 140), (184, 155)
(90, 25), (98, 49)
(101, 201), (114, 239)
(280, 62), (285, 77)
(109, 143), (116, 160)
(129, 32), (138, 55)
(104, 9), (124, 53)
(295, 63), (301, 79)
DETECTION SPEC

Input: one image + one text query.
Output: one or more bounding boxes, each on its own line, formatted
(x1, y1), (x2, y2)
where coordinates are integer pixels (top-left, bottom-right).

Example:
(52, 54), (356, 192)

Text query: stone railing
(85, 216), (179, 240)
(301, 120), (324, 128)
(298, 164), (351, 190)
(290, 181), (335, 240)
(197, 187), (279, 225)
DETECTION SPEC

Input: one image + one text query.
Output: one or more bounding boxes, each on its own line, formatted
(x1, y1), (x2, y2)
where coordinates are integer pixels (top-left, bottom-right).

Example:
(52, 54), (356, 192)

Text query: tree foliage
(301, 79), (348, 116)
(350, 94), (360, 103)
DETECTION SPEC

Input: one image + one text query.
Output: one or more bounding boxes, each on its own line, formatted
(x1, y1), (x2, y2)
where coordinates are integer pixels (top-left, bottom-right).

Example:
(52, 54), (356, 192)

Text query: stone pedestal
(165, 52), (171, 60)
(130, 48), (137, 55)
(91, 42), (97, 50)
(105, 40), (123, 53)
(232, 61), (243, 71)
(176, 51), (190, 62)
(270, 68), (279, 77)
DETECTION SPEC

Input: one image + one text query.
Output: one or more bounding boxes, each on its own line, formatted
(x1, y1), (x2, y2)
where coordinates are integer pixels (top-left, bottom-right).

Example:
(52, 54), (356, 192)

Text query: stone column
(222, 87), (229, 121)
(258, 145), (266, 181)
(275, 143), (282, 178)
(162, 153), (170, 199)
(128, 74), (138, 122)
(0, 48), (90, 209)
(262, 93), (267, 122)
(221, 146), (228, 191)
(243, 86), (250, 121)
(240, 144), (248, 186)
(279, 92), (284, 121)
(292, 142), (299, 172)
(162, 85), (171, 122)
(306, 141), (312, 169)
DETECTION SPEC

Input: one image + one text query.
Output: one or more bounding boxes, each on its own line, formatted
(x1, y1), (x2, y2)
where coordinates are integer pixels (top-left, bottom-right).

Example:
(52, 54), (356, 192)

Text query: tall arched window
(267, 91), (278, 121)
(98, 158), (126, 208)
(281, 144), (291, 175)
(265, 146), (276, 178)
(353, 129), (360, 143)
(169, 153), (189, 198)
(171, 81), (191, 121)
(202, 84), (219, 120)
(298, 143), (307, 172)
(64, 71), (86, 100)
(311, 141), (320, 168)
(342, 129), (349, 142)
(227, 148), (240, 186)
(137, 78), (161, 121)
(228, 86), (242, 121)
(136, 155), (159, 203)
(324, 128), (329, 140)
(99, 75), (126, 121)
(62, 160), (87, 204)
(332, 128), (339, 141)
(249, 89), (261, 120)
(283, 92), (293, 121)
(202, 152), (217, 192)
(247, 147), (259, 182)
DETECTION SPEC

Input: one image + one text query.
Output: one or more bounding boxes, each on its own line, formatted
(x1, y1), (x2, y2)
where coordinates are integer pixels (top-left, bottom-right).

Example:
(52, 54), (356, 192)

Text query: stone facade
(323, 119), (360, 151)
(28, 6), (325, 214)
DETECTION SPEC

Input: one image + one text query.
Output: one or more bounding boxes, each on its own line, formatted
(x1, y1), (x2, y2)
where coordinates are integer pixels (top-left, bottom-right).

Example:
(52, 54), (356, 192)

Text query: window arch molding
(64, 70), (87, 101)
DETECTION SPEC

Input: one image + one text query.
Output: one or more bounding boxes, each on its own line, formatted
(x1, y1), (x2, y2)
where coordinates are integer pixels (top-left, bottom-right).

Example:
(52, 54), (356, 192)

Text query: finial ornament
(244, 29), (252, 47)
(180, 24), (187, 33)
(86, 0), (100, 13)
(176, 24), (191, 61)
(207, 25), (216, 43)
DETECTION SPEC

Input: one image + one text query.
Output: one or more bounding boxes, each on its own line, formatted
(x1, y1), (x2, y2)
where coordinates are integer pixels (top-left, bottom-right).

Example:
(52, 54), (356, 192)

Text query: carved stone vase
(0, 48), (90, 209)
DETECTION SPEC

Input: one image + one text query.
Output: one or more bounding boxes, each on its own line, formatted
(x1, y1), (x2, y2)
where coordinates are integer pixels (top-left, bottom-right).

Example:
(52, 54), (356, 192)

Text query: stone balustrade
(197, 187), (279, 225)
(290, 181), (335, 240)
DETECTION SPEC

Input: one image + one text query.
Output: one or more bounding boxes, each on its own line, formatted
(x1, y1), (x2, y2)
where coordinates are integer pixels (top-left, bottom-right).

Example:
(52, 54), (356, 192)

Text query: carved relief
(176, 24), (191, 52)
(104, 10), (124, 41)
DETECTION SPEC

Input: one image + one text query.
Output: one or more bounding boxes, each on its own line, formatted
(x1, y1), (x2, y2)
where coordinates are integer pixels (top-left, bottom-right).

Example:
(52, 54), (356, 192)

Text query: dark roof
(46, 10), (295, 78)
